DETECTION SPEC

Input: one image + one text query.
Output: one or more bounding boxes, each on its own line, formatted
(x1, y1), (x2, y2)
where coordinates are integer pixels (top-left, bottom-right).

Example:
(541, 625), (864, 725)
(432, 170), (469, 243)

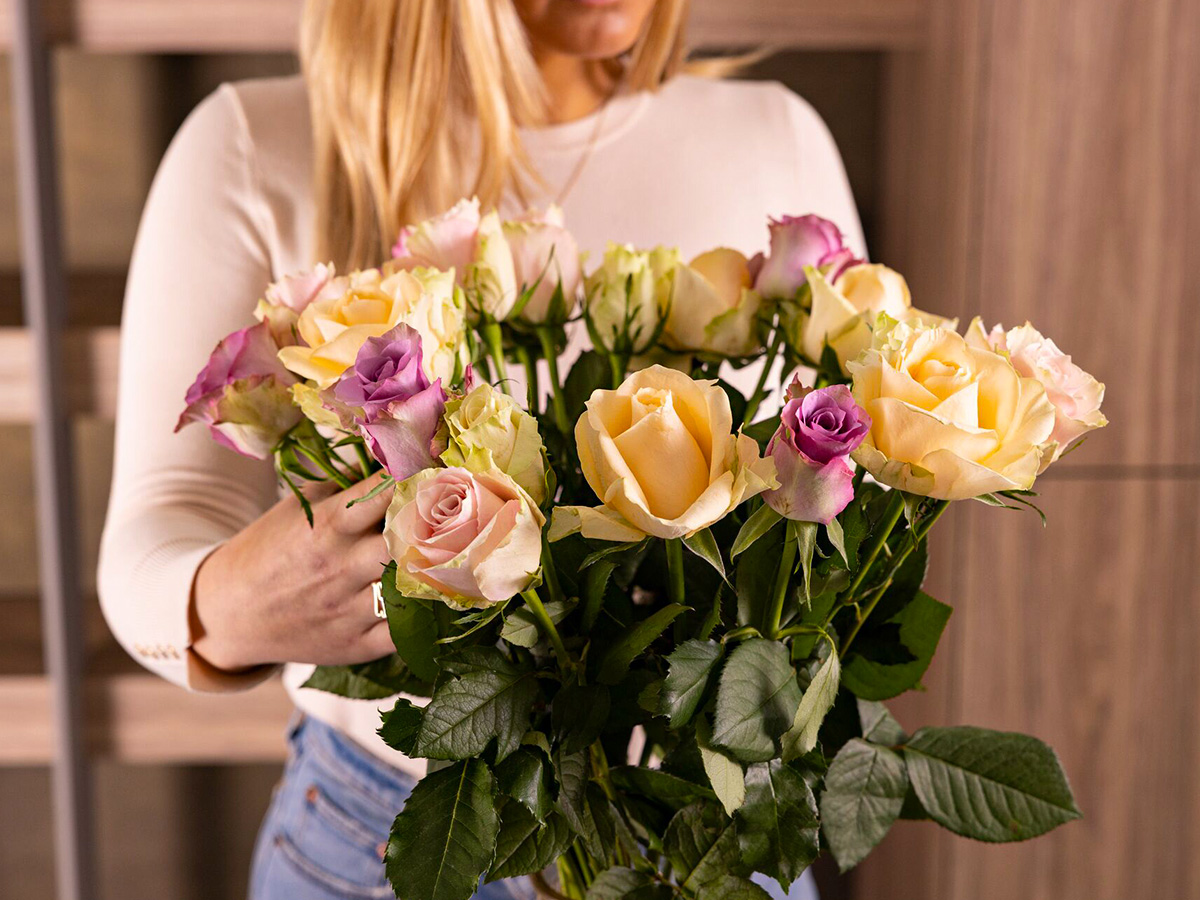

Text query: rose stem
(293, 445), (352, 490)
(536, 326), (571, 436)
(665, 538), (686, 608)
(838, 488), (906, 603)
(521, 588), (570, 672)
(742, 327), (783, 425)
(766, 519), (800, 639)
(839, 499), (950, 655)
(516, 343), (539, 415)
(479, 321), (511, 396)
(608, 352), (628, 389)
(352, 441), (373, 480)
(541, 532), (564, 605)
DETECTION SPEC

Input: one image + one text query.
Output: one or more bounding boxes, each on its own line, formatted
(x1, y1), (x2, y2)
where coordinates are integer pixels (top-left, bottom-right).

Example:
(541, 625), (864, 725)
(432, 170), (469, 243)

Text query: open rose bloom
(176, 203), (1101, 900)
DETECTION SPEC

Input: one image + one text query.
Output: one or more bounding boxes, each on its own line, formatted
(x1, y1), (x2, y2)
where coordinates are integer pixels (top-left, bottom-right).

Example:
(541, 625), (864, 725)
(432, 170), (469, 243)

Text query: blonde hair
(301, 0), (697, 271)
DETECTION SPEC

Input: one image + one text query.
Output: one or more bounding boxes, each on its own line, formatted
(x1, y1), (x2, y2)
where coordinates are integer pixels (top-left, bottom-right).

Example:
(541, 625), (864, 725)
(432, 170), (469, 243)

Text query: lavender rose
(176, 322), (301, 459)
(336, 325), (447, 481)
(754, 214), (860, 300)
(763, 379), (871, 524)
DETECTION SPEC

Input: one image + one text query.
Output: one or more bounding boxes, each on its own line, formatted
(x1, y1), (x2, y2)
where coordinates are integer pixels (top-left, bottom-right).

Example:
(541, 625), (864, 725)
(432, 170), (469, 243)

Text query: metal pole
(11, 1), (97, 898)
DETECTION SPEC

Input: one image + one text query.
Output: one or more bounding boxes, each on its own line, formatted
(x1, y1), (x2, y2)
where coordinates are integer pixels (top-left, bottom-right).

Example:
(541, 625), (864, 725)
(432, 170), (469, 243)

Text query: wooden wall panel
(973, 0), (1200, 469)
(861, 0), (1200, 896)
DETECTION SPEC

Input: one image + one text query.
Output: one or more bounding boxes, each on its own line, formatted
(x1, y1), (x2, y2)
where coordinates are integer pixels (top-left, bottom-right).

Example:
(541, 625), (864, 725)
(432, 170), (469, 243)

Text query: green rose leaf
(585, 867), (672, 900)
(414, 647), (538, 763)
(552, 681), (611, 754)
(683, 527), (727, 580)
(697, 717), (746, 816)
(735, 759), (820, 889)
(711, 639), (803, 763)
(662, 801), (743, 895)
(302, 654), (430, 700)
(502, 597), (576, 649)
(660, 640), (723, 728)
(386, 759), (499, 900)
(381, 566), (441, 683)
(595, 603), (688, 685)
(494, 746), (553, 824)
(378, 698), (423, 755)
(609, 767), (716, 809)
(695, 876), (773, 900)
(731, 502), (782, 559)
(858, 699), (907, 746)
(903, 726), (1081, 842)
(486, 804), (572, 882)
(842, 591), (952, 701)
(781, 645), (841, 761)
(820, 738), (909, 871)
(555, 749), (616, 860)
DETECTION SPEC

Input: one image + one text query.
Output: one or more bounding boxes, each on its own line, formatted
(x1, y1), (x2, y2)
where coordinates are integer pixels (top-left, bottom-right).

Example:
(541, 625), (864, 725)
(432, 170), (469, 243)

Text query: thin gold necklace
(553, 69), (629, 206)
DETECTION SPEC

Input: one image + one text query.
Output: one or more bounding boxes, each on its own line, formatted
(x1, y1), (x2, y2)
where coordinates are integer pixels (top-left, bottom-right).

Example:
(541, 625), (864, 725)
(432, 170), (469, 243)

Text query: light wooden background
(0, 0), (1195, 897)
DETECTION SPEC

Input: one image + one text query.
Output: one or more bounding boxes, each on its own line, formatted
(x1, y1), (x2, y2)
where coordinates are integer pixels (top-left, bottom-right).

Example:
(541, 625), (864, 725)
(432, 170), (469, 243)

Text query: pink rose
(754, 214), (861, 300)
(255, 263), (338, 346)
(764, 379), (871, 524)
(391, 197), (482, 279)
(384, 467), (545, 609)
(503, 206), (582, 323)
(967, 319), (1107, 470)
(176, 323), (301, 459)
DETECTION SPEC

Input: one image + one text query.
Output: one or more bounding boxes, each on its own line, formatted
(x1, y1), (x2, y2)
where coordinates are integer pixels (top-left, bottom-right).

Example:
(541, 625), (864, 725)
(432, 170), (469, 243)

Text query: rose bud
(754, 214), (860, 300)
(763, 380), (872, 524)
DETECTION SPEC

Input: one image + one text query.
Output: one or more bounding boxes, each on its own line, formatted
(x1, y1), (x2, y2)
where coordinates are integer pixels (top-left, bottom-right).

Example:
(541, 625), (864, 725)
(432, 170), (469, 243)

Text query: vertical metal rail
(11, 1), (97, 899)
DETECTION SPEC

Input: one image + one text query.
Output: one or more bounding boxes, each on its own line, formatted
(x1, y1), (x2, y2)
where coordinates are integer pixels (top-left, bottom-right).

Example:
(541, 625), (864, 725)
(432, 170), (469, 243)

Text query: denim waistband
(293, 714), (418, 805)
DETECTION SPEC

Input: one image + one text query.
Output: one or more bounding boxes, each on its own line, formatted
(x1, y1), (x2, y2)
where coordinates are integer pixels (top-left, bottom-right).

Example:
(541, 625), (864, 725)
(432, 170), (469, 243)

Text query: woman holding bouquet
(99, 0), (862, 897)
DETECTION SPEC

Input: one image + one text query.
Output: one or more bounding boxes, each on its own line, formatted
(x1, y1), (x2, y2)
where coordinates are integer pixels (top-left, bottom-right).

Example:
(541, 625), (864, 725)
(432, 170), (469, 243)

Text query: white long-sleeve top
(98, 72), (864, 771)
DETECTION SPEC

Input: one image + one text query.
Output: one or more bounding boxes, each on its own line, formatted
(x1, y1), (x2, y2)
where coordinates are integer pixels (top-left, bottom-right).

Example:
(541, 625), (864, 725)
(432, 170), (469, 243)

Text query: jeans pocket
(269, 831), (394, 900)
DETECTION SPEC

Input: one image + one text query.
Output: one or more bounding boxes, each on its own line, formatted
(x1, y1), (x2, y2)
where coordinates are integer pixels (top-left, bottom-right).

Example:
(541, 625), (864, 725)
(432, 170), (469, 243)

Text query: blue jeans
(249, 715), (536, 899)
(250, 715), (818, 900)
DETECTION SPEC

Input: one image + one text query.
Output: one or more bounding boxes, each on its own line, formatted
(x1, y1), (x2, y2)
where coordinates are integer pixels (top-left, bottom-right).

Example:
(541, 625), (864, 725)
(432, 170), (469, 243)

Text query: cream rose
(277, 267), (467, 389)
(585, 243), (679, 355)
(441, 382), (547, 504)
(800, 264), (952, 371)
(384, 466), (545, 610)
(966, 318), (1107, 471)
(550, 365), (777, 541)
(663, 248), (764, 357)
(848, 319), (1056, 500)
(465, 210), (519, 322)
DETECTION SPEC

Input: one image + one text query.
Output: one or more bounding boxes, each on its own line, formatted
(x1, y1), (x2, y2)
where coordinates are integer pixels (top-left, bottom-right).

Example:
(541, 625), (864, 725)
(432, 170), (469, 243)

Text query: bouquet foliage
(180, 199), (1107, 899)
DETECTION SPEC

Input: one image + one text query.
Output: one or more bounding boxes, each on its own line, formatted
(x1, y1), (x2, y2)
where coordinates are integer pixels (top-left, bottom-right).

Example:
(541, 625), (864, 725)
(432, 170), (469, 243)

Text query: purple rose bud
(764, 381), (871, 524)
(754, 214), (861, 300)
(334, 325), (431, 423)
(361, 381), (447, 482)
(176, 322), (301, 459)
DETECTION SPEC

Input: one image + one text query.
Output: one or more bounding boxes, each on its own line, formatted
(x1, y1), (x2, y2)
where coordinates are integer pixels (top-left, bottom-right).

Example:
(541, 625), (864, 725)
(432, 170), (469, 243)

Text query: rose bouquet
(180, 200), (1107, 900)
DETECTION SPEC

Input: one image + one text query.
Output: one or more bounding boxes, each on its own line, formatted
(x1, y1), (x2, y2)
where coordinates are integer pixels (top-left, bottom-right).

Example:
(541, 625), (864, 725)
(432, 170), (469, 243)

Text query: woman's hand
(191, 473), (397, 672)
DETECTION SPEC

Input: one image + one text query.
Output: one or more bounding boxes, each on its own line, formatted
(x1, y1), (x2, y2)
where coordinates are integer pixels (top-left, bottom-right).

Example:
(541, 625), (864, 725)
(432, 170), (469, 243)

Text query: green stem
(839, 490), (906, 603)
(536, 326), (571, 436)
(294, 445), (352, 490)
(778, 623), (828, 640)
(722, 625), (762, 643)
(766, 519), (799, 639)
(839, 500), (950, 655)
(352, 442), (373, 480)
(542, 531), (564, 605)
(516, 343), (539, 414)
(742, 327), (783, 425)
(522, 589), (571, 672)
(608, 352), (628, 389)
(665, 538), (686, 608)
(480, 321), (510, 396)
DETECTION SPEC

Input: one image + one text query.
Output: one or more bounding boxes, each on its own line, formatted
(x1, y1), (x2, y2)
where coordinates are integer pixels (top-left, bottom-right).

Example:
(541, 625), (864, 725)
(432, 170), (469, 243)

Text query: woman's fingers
(333, 470), (396, 533)
(352, 532), (392, 583)
(358, 621), (396, 662)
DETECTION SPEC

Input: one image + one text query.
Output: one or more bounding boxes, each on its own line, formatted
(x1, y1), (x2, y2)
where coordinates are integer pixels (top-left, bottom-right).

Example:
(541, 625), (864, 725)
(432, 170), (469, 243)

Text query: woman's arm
(98, 85), (393, 691)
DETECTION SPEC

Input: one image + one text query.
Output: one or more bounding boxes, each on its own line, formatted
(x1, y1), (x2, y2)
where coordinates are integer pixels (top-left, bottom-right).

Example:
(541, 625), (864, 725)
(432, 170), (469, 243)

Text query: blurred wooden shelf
(0, 0), (928, 52)
(0, 327), (118, 422)
(0, 674), (292, 765)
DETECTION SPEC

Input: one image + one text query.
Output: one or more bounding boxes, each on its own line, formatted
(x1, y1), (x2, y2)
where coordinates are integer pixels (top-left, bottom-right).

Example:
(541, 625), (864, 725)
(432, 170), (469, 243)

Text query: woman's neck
(533, 50), (620, 123)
